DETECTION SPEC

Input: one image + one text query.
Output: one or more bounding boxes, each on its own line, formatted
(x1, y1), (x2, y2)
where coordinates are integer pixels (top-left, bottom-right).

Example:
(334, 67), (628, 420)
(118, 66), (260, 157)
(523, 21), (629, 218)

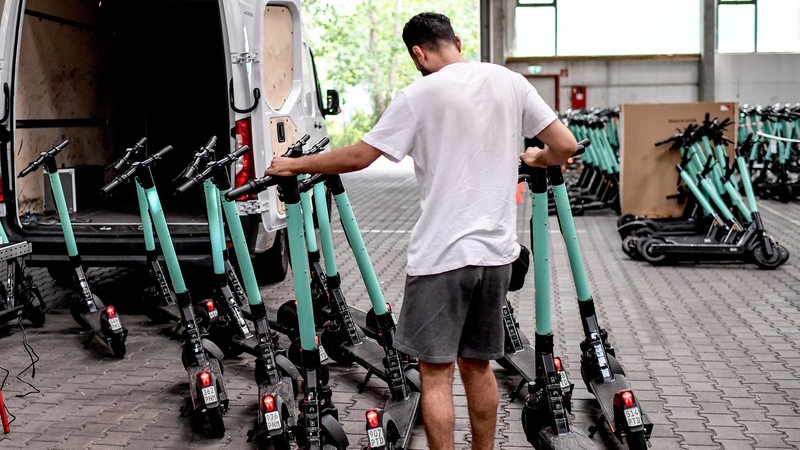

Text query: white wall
(715, 53), (800, 105)
(506, 58), (699, 113)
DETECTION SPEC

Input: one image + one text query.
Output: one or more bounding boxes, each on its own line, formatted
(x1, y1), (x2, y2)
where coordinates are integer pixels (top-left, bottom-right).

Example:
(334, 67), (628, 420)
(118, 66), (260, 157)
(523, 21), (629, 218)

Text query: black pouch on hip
(508, 244), (530, 292)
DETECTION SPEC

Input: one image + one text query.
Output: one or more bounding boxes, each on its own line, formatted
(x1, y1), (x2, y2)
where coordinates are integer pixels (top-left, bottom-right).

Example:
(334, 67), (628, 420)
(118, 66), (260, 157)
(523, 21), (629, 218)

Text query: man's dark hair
(402, 12), (457, 55)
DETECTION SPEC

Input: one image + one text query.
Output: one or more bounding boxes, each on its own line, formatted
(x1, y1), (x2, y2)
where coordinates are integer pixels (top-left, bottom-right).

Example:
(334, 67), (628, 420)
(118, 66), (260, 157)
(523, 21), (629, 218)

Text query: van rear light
(234, 118), (256, 200)
(0, 176), (4, 202)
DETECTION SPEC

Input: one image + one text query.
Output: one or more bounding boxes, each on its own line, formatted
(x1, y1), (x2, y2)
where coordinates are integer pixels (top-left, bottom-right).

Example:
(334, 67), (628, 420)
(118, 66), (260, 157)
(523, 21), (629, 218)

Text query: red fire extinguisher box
(571, 86), (587, 109)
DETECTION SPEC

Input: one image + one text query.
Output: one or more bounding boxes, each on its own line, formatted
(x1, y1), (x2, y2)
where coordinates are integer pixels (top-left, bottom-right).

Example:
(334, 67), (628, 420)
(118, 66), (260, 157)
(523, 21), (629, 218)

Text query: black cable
(0, 360), (16, 424)
(14, 316), (40, 397)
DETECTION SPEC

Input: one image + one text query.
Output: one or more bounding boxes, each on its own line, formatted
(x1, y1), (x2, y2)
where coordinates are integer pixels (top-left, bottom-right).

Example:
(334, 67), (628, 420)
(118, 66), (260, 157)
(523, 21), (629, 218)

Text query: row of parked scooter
(0, 135), (656, 449)
(618, 115), (790, 269)
(739, 103), (800, 203)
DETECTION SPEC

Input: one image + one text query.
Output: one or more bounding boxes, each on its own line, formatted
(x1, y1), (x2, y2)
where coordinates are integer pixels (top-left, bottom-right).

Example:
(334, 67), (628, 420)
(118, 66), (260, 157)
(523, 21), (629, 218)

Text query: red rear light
(105, 306), (117, 318)
(198, 371), (212, 387)
(262, 395), (276, 412)
(234, 118), (256, 200)
(366, 410), (380, 428)
(621, 390), (635, 408)
(553, 357), (562, 372)
(0, 176), (4, 202)
(205, 300), (215, 312)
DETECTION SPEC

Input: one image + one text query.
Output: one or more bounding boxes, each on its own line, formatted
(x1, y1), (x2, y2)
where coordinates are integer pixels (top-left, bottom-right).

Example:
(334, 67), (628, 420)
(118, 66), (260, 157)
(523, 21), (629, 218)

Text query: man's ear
(455, 36), (462, 54)
(412, 45), (425, 61)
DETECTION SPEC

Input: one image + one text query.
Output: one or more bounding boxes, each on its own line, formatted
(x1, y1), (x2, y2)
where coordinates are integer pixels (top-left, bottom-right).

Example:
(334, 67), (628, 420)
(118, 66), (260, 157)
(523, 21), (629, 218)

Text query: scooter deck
(498, 342), (537, 382)
(383, 391), (421, 449)
(537, 426), (599, 450)
(347, 339), (394, 383)
(589, 374), (653, 434)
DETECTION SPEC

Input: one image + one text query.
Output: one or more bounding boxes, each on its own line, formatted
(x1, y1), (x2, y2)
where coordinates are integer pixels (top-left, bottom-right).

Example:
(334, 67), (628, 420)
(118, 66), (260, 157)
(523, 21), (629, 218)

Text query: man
(266, 12), (577, 450)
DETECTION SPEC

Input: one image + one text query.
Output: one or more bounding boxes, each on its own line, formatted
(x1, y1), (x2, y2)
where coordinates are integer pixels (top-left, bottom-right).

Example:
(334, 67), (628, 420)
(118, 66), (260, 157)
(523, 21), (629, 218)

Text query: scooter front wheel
(320, 413), (349, 449)
(21, 285), (46, 328)
(752, 243), (784, 270)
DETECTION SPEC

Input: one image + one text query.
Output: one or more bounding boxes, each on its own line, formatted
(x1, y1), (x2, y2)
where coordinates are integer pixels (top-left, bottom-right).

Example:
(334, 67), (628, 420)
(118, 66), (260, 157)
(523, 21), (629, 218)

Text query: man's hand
(265, 156), (299, 177)
(520, 145), (548, 168)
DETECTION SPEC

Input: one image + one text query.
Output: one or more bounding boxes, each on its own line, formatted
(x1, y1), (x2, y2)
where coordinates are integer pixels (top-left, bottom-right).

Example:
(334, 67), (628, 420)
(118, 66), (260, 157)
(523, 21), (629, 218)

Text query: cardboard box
(620, 102), (738, 218)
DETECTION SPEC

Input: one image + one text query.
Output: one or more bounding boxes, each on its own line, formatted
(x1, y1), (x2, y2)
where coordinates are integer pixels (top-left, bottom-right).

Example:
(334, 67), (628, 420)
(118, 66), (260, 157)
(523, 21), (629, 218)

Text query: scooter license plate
(264, 411), (282, 431)
(208, 309), (218, 319)
(624, 407), (643, 427)
(368, 427), (386, 448)
(559, 371), (570, 390)
(108, 317), (122, 331)
(201, 386), (218, 404)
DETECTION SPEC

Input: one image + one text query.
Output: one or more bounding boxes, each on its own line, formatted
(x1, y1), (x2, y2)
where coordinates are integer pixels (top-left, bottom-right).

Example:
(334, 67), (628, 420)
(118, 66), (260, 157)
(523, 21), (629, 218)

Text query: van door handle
(0, 84), (9, 125)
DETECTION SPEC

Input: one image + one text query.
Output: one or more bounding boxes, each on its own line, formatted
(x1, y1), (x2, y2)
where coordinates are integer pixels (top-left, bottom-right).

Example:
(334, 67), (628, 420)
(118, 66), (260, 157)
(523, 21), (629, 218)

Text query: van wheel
(253, 230), (289, 285)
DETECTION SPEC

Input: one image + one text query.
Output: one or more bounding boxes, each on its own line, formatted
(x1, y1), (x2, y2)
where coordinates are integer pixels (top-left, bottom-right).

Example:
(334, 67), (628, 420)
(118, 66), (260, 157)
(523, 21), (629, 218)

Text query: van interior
(11, 0), (230, 230)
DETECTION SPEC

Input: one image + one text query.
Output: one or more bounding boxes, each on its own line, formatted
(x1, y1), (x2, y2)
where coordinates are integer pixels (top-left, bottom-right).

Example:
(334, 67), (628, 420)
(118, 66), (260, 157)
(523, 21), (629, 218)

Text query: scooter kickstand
(587, 415), (605, 438)
(358, 369), (376, 393)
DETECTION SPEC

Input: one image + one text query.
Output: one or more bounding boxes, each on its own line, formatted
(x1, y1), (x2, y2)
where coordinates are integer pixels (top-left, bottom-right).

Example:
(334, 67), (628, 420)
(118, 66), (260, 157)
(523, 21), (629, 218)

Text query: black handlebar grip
(225, 176), (276, 200)
(153, 145), (174, 160)
(205, 136), (217, 150)
(54, 140), (70, 153)
(135, 137), (147, 148)
(101, 177), (123, 194)
(231, 144), (250, 159)
(18, 164), (36, 178)
(175, 177), (200, 196)
(573, 138), (590, 157)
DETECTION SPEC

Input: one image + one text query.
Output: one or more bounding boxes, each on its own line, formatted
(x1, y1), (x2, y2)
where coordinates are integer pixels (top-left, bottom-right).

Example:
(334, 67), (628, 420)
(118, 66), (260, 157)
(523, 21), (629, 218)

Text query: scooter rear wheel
(205, 405), (226, 439)
(110, 333), (126, 359)
(320, 413), (349, 449)
(625, 429), (648, 450)
(639, 238), (667, 265)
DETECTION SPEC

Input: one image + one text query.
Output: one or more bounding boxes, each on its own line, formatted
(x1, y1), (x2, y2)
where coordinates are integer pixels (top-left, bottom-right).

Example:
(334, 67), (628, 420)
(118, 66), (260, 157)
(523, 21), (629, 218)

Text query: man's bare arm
(266, 140), (384, 177)
(520, 119), (578, 168)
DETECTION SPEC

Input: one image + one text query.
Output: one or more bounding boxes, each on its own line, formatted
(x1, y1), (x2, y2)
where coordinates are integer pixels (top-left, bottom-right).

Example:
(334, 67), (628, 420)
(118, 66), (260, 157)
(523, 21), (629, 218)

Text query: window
(717, 0), (800, 53)
(513, 0), (701, 57)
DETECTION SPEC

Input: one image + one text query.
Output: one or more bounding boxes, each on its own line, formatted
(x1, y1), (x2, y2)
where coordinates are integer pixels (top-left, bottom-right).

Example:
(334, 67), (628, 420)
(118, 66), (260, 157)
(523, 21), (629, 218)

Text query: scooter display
(174, 137), (302, 448)
(102, 143), (228, 437)
(19, 140), (126, 357)
(226, 142), (349, 450)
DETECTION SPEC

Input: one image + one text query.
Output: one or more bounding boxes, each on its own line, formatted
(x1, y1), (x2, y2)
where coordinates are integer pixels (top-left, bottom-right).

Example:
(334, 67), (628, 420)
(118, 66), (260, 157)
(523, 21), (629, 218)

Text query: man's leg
(457, 357), (498, 450)
(419, 360), (456, 450)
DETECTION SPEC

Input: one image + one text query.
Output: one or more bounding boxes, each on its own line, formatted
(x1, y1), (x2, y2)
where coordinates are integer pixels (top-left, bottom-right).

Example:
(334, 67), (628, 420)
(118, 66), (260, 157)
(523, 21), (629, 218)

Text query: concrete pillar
(699, 0), (716, 101)
(479, 0), (506, 64)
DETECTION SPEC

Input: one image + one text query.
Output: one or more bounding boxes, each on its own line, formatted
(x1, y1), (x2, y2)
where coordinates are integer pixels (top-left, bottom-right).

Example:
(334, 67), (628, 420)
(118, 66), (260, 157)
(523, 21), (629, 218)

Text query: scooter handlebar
(225, 175), (277, 200)
(518, 138), (590, 177)
(109, 137), (147, 172)
(18, 140), (70, 177)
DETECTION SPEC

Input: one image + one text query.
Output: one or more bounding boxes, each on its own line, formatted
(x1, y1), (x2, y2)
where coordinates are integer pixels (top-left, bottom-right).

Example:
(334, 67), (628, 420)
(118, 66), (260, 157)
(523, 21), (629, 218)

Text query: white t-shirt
(363, 61), (558, 276)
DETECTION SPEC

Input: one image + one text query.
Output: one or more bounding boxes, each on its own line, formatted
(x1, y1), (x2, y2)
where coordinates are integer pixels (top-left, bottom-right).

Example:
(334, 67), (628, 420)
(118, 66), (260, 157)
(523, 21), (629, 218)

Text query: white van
(0, 0), (339, 283)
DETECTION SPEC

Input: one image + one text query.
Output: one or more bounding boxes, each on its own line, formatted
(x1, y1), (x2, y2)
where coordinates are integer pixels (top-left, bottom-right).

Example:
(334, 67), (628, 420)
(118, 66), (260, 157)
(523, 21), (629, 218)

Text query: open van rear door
(228, 0), (312, 233)
(0, 0), (24, 219)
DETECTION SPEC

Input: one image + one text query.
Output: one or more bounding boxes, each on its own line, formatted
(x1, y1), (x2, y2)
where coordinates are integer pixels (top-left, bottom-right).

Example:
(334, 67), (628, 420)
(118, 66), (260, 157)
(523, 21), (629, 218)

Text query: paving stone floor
(0, 158), (798, 449)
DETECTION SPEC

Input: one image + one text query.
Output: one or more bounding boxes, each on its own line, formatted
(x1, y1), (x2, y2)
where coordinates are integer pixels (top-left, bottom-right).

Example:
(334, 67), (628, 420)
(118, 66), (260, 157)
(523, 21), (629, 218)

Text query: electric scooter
(273, 137), (421, 450)
(175, 137), (303, 447)
(102, 143), (228, 437)
(544, 147), (653, 449)
(226, 143), (349, 450)
(19, 140), (127, 357)
(517, 141), (598, 450)
(0, 227), (45, 328)
(105, 137), (180, 325)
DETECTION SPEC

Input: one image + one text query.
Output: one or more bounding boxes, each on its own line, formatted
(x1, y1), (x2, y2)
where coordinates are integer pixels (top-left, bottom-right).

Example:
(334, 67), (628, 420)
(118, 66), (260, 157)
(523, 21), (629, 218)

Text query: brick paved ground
(0, 158), (798, 449)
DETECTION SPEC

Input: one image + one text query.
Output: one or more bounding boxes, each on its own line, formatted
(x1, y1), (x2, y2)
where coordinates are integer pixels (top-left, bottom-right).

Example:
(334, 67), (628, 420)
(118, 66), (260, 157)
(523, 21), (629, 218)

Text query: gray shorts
(394, 265), (511, 363)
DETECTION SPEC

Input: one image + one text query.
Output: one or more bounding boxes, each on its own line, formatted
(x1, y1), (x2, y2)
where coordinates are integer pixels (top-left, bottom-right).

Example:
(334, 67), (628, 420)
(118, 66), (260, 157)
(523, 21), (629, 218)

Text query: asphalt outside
(0, 157), (798, 449)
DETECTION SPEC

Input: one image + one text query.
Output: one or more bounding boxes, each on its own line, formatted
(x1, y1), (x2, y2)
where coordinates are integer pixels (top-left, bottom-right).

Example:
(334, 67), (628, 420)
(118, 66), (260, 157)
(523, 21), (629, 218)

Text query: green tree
(303, 0), (480, 147)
